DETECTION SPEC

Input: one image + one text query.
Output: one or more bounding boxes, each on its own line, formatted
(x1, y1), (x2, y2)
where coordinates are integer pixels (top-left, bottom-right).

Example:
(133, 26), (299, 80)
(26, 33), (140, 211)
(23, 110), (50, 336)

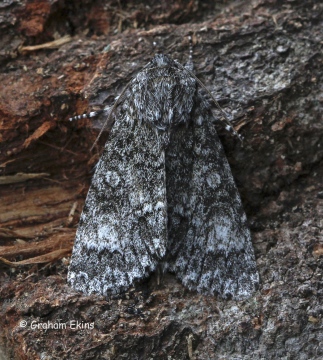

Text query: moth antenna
(185, 35), (194, 71)
(181, 64), (243, 141)
(69, 110), (104, 122)
(90, 79), (134, 151)
(182, 35), (243, 142)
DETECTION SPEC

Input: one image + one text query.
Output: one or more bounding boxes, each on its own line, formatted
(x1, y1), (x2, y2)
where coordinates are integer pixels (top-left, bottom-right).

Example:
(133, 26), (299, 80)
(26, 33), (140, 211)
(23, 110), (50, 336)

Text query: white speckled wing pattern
(68, 54), (259, 299)
(68, 116), (168, 296)
(165, 104), (259, 300)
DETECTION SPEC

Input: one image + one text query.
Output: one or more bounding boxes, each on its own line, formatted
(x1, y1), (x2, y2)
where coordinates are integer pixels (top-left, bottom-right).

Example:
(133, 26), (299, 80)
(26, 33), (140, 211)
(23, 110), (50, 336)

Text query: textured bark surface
(0, 0), (322, 359)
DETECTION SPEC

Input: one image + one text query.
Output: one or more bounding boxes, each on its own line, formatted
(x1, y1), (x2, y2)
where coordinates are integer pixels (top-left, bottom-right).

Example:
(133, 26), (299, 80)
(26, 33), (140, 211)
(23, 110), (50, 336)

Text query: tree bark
(0, 0), (322, 359)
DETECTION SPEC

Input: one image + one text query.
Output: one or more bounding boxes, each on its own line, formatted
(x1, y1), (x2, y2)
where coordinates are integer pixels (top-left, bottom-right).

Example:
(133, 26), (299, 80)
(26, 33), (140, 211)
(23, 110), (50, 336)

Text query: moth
(68, 47), (259, 300)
